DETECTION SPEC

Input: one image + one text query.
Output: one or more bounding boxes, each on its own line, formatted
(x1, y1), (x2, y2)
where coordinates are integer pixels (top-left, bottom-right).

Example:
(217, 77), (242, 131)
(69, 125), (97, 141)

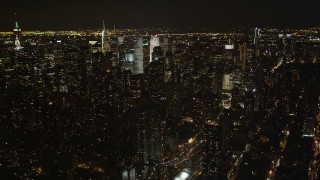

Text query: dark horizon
(1, 0), (320, 31)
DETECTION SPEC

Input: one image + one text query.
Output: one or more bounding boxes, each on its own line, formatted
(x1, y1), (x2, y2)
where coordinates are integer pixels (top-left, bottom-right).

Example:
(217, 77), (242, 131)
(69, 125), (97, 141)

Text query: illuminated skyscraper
(150, 36), (160, 62)
(278, 33), (293, 63)
(201, 122), (222, 179)
(221, 109), (233, 156)
(253, 27), (260, 61)
(134, 37), (144, 74)
(13, 13), (23, 51)
(124, 50), (134, 72)
(101, 20), (111, 55)
(222, 73), (234, 91)
(239, 44), (246, 68)
(100, 20), (112, 72)
(151, 46), (163, 61)
(244, 91), (254, 118)
(253, 28), (260, 46)
(143, 37), (150, 70)
(225, 36), (235, 69)
(192, 90), (214, 124)
(124, 97), (164, 179)
(146, 60), (165, 97)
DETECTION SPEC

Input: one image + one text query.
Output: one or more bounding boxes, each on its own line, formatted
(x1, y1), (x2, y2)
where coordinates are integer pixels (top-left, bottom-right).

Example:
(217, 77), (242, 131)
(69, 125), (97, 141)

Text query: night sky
(1, 0), (319, 31)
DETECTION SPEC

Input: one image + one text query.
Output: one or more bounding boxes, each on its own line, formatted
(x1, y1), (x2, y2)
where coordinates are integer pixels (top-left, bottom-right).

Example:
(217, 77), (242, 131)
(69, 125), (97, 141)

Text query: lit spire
(102, 20), (105, 54)
(13, 12), (21, 32)
(13, 12), (23, 51)
(101, 19), (110, 54)
(15, 22), (19, 29)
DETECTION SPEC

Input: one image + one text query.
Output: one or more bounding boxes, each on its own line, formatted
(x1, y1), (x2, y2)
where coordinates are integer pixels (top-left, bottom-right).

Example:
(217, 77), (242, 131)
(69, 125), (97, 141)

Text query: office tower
(201, 122), (222, 179)
(277, 34), (285, 55)
(64, 49), (85, 96)
(122, 168), (136, 180)
(254, 28), (260, 46)
(146, 60), (165, 97)
(104, 52), (113, 73)
(151, 46), (163, 61)
(285, 64), (320, 137)
(164, 50), (173, 83)
(150, 36), (160, 62)
(124, 50), (134, 72)
(109, 25), (118, 52)
(13, 13), (23, 51)
(134, 37), (144, 74)
(162, 37), (172, 82)
(101, 20), (111, 55)
(221, 109), (233, 156)
(171, 52), (183, 84)
(222, 73), (234, 91)
(231, 87), (240, 108)
(212, 54), (224, 95)
(161, 37), (170, 56)
(239, 44), (246, 68)
(212, 54), (224, 114)
(124, 97), (164, 179)
(244, 67), (256, 92)
(129, 74), (146, 99)
(165, 84), (184, 118)
(225, 40), (235, 66)
(277, 33), (287, 67)
(278, 33), (293, 63)
(79, 45), (90, 96)
(142, 37), (150, 70)
(118, 36), (125, 44)
(91, 52), (104, 76)
(90, 20), (113, 73)
(253, 27), (260, 62)
(117, 43), (126, 70)
(192, 90), (214, 124)
(258, 81), (269, 112)
(244, 91), (254, 117)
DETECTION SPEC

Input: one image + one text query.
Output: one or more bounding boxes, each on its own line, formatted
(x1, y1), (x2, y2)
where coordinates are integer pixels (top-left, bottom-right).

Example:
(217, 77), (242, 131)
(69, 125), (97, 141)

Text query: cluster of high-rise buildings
(0, 17), (320, 179)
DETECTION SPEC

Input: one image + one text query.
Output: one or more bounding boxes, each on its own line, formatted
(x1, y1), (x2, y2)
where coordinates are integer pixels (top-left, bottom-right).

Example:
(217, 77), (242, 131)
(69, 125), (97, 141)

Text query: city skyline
(1, 1), (320, 179)
(1, 0), (320, 31)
